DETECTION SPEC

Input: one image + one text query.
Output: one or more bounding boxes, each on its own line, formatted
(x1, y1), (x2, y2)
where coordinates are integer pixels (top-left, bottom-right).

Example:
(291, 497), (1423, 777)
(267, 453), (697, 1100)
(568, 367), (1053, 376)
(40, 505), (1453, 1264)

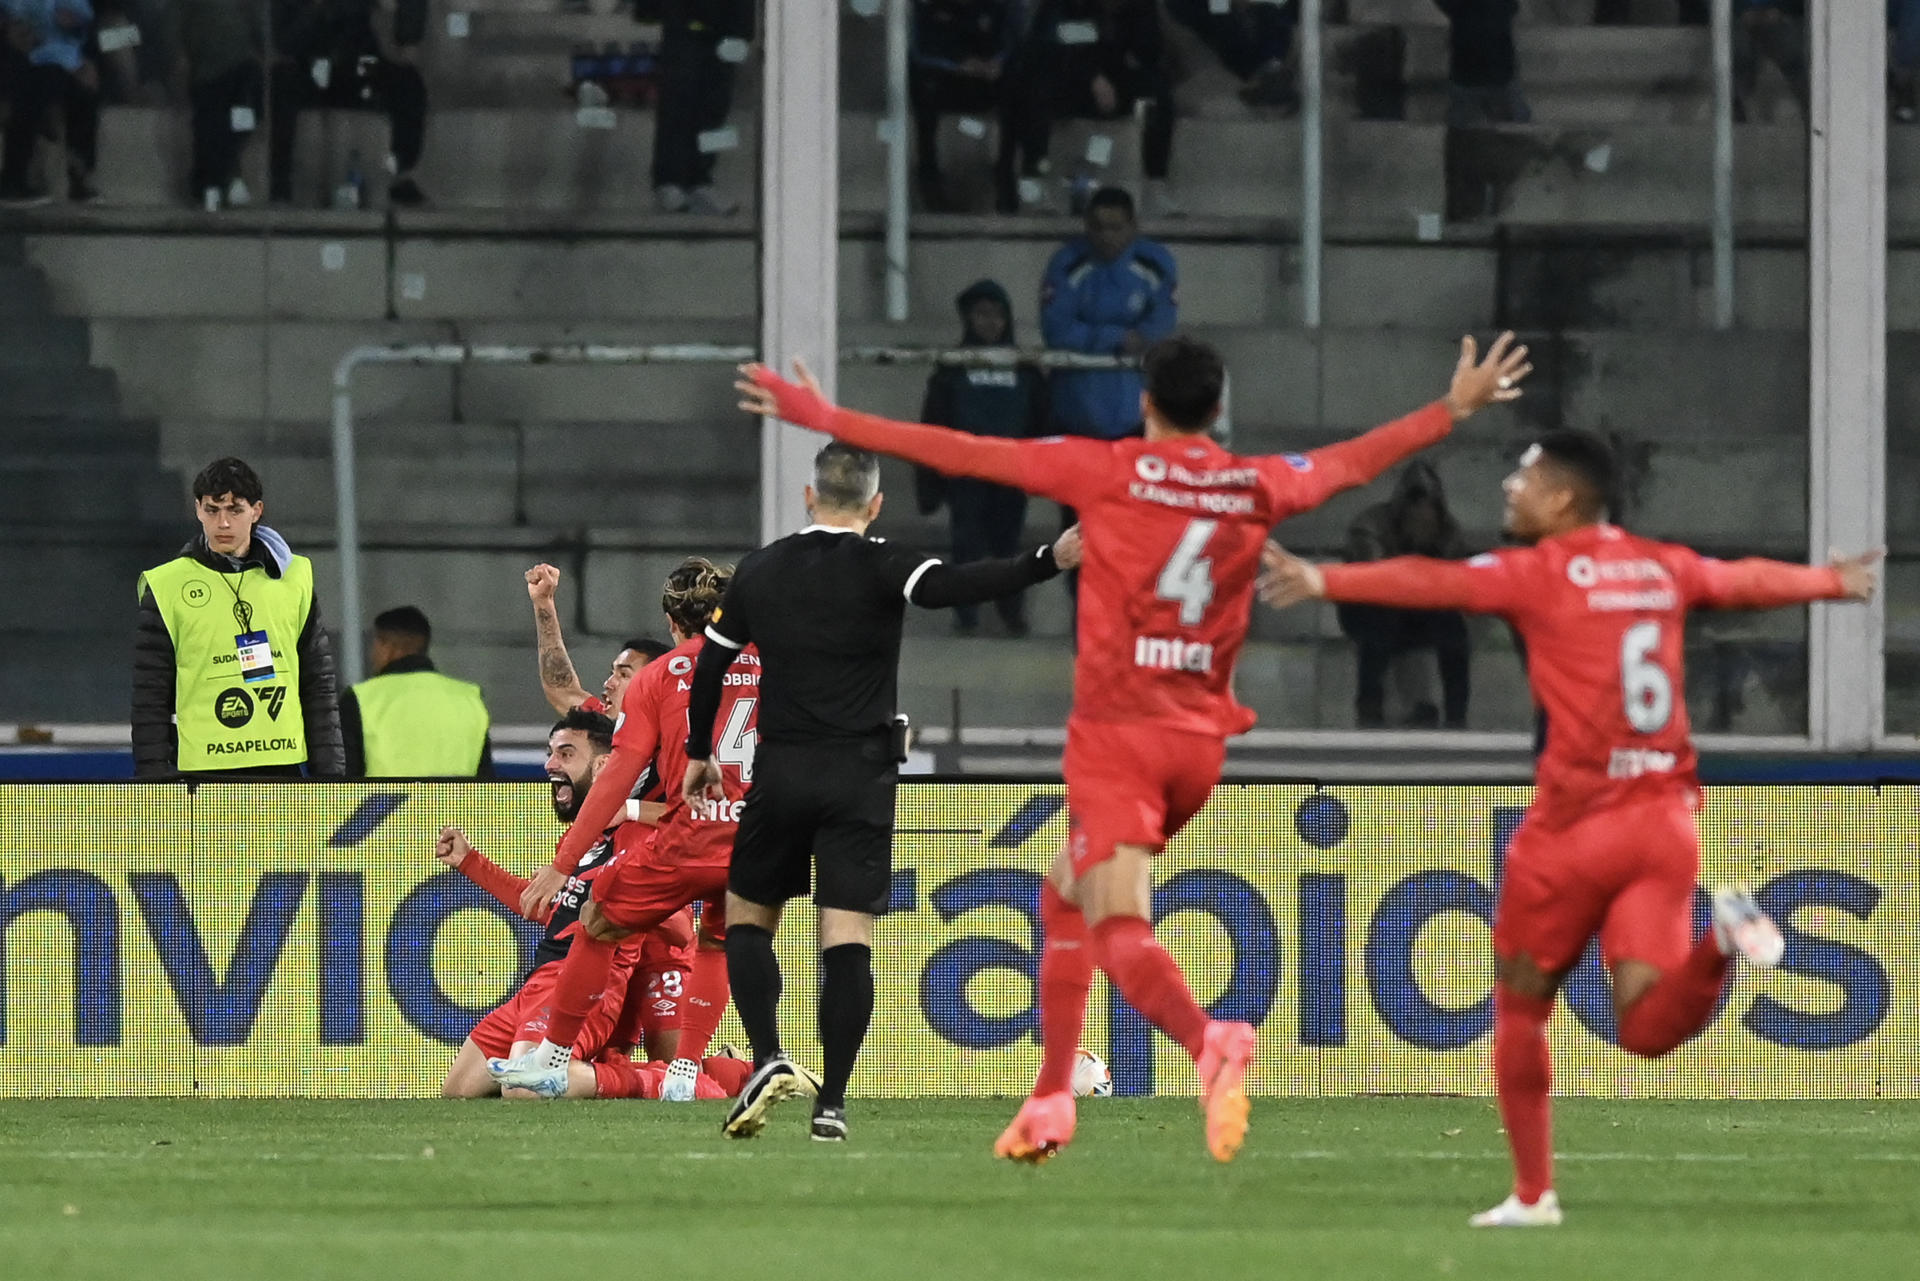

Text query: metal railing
(329, 340), (1179, 684)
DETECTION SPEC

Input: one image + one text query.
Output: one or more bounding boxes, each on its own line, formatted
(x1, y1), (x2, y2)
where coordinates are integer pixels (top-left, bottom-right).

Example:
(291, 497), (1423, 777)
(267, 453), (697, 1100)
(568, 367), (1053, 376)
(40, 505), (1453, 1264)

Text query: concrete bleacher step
(0, 457), (182, 525)
(0, 317), (91, 368)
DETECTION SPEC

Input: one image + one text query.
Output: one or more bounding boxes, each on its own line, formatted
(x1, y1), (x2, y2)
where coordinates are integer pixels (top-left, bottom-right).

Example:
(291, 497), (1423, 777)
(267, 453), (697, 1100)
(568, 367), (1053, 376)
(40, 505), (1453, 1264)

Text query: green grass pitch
(3, 1098), (1915, 1280)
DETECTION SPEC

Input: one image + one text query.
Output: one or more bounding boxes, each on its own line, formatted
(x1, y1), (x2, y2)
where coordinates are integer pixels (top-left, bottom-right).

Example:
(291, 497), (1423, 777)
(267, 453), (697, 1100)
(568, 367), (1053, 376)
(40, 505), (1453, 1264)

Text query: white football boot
(486, 1043), (570, 1099)
(1712, 882), (1785, 969)
(659, 1058), (701, 1102)
(1470, 1190), (1564, 1228)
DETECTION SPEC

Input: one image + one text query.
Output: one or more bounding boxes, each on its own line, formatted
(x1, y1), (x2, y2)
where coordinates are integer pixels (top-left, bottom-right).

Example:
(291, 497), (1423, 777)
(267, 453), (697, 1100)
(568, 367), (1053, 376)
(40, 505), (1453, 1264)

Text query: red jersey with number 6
(1007, 407), (1454, 737)
(614, 636), (760, 868)
(1320, 524), (1846, 825)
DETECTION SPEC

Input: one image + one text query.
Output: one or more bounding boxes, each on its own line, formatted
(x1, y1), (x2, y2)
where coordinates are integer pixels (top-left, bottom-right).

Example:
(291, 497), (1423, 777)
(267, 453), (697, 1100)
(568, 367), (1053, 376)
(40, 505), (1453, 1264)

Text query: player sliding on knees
(1258, 430), (1879, 1224)
(737, 330), (1531, 1163)
(436, 709), (702, 1099)
(490, 559), (785, 1103)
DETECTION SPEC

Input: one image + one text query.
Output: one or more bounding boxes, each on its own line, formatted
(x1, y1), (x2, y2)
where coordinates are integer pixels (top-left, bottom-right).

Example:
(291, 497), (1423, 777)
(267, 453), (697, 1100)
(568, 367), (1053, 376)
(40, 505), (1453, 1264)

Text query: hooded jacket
(1344, 460), (1471, 563)
(918, 280), (1051, 512)
(132, 525), (345, 777)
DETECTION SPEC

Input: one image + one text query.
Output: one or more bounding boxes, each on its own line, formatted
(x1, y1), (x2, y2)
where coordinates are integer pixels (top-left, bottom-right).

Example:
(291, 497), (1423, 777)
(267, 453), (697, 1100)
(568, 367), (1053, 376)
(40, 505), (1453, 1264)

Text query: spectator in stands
(1337, 461), (1472, 729)
(267, 0), (428, 206)
(1892, 0), (1920, 124)
(909, 0), (1020, 212)
(1039, 186), (1177, 441)
(1004, 0), (1179, 217)
(339, 606), (494, 778)
(651, 0), (752, 215)
(1431, 0), (1530, 127)
(1165, 0), (1297, 110)
(0, 0), (101, 203)
(172, 0), (261, 209)
(920, 279), (1051, 636)
(133, 457), (345, 779)
(1731, 0), (1806, 123)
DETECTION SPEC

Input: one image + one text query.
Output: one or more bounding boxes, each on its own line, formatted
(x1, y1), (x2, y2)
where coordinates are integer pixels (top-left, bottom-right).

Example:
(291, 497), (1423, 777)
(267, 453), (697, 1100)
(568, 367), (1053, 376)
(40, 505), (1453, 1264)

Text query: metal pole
(330, 349), (368, 687)
(1301, 0), (1324, 330)
(1711, 0), (1734, 329)
(884, 0), (911, 323)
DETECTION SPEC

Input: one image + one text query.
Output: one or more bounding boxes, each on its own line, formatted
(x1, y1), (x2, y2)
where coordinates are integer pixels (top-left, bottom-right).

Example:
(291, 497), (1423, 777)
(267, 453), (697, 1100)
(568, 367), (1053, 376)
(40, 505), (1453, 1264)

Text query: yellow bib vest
(350, 669), (490, 777)
(139, 553), (314, 771)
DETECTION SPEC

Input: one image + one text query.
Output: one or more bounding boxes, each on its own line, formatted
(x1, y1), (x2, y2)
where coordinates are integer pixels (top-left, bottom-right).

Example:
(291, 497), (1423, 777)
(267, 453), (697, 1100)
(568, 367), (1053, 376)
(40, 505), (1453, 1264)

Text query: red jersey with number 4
(614, 636), (759, 867)
(1321, 524), (1846, 825)
(1008, 409), (1453, 737)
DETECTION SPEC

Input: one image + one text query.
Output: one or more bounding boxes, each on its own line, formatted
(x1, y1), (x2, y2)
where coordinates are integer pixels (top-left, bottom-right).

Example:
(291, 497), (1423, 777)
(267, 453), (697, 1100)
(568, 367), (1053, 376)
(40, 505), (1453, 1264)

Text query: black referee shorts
(729, 737), (897, 916)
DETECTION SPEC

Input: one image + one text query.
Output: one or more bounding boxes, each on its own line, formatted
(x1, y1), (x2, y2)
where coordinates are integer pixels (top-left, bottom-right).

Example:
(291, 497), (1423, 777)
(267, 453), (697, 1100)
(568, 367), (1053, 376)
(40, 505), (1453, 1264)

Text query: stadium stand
(2, 0), (1915, 739)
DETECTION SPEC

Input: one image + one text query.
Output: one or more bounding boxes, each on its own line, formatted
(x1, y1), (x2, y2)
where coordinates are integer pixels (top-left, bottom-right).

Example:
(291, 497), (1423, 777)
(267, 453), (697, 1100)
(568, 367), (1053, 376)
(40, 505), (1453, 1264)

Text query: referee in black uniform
(682, 440), (1081, 1142)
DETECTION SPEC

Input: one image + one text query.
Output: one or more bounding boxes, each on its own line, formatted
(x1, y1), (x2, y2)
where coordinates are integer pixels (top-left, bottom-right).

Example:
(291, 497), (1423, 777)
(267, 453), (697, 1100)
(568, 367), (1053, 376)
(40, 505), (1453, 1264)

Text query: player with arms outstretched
(738, 331), (1531, 1162)
(1258, 430), (1880, 1224)
(490, 558), (769, 1103)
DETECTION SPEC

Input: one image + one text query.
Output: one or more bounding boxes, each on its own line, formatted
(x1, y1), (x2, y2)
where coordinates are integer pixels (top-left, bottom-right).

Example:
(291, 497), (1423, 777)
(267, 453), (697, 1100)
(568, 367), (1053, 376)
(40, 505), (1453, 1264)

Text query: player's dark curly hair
(662, 557), (732, 637)
(1143, 336), (1224, 432)
(550, 707), (614, 753)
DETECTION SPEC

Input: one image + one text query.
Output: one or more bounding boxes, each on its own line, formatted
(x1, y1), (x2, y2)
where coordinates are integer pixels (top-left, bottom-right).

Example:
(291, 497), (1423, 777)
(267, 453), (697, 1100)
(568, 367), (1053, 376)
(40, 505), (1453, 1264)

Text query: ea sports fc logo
(1135, 456), (1168, 483)
(214, 687), (255, 728)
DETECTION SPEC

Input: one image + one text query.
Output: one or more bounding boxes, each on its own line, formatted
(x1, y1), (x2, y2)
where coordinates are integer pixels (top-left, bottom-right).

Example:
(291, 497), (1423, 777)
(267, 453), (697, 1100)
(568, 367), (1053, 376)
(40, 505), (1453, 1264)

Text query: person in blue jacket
(1039, 186), (1178, 442)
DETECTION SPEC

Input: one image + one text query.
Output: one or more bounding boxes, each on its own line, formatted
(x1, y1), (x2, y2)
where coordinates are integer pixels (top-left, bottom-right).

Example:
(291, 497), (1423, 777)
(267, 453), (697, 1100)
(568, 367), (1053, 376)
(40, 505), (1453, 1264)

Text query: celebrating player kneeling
(1259, 430), (1879, 1225)
(738, 331), (1530, 1163)
(490, 559), (789, 1102)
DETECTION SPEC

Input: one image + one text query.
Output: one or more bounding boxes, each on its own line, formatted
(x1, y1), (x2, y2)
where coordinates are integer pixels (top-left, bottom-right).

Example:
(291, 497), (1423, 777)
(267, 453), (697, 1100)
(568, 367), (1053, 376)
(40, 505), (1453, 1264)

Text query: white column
(1808, 2), (1887, 748)
(760, 1), (841, 544)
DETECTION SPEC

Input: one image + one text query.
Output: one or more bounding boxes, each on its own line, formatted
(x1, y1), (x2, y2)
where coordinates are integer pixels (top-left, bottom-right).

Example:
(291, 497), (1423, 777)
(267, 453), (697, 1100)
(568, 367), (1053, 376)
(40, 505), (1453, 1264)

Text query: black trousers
(188, 62), (263, 196)
(1338, 604), (1471, 728)
(1164, 0), (1294, 80)
(1594, 0), (1708, 21)
(1, 60), (99, 186)
(1006, 56), (1174, 180)
(651, 29), (735, 190)
(909, 66), (1017, 189)
(268, 54), (427, 198)
(949, 479), (1029, 630)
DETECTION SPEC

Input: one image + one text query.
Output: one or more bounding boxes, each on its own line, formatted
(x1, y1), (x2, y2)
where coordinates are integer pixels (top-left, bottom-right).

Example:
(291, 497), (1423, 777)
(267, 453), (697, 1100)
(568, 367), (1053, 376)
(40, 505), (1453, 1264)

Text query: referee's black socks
(725, 924), (784, 1069)
(818, 943), (874, 1111)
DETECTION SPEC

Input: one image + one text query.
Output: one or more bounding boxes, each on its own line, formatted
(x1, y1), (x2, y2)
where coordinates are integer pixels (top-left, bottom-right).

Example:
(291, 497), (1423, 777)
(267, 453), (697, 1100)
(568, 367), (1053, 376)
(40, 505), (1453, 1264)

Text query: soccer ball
(1071, 1048), (1113, 1098)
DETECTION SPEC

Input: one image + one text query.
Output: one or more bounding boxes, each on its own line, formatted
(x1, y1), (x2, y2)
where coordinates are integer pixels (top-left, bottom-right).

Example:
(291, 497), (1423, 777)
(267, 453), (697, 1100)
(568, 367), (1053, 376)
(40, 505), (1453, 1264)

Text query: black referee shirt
(685, 525), (1062, 755)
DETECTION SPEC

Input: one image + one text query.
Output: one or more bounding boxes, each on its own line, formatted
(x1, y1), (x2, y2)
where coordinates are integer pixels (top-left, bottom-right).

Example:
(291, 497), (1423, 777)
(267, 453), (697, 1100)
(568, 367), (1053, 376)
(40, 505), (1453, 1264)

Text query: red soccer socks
(1493, 984), (1555, 1205)
(1616, 932), (1729, 1058)
(1089, 914), (1207, 1060)
(1033, 882), (1096, 1097)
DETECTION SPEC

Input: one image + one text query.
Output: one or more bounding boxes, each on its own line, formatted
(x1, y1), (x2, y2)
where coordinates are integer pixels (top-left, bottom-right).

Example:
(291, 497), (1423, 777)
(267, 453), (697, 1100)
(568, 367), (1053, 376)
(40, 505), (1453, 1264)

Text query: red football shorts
(466, 947), (640, 1059)
(592, 835), (730, 935)
(1063, 716), (1228, 877)
(1494, 794), (1701, 976)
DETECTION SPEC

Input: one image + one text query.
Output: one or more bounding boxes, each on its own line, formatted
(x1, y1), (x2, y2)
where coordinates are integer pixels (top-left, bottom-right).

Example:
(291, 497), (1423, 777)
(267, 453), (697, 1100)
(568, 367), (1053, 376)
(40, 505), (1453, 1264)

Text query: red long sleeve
(458, 846), (533, 918)
(755, 367), (1029, 488)
(1322, 555), (1516, 613)
(1274, 402), (1454, 512)
(1688, 558), (1846, 611)
(826, 405), (1029, 488)
(553, 745), (647, 874)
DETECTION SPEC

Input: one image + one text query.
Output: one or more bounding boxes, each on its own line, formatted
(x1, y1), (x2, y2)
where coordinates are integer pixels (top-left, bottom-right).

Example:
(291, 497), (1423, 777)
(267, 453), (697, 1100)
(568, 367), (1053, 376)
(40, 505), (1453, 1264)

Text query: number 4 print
(1157, 518), (1219, 626)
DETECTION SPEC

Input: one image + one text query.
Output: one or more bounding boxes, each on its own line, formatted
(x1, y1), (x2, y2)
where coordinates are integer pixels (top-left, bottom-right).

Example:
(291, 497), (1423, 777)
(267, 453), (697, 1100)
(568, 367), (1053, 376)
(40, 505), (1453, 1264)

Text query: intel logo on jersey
(1135, 456), (1168, 483)
(1134, 635), (1215, 673)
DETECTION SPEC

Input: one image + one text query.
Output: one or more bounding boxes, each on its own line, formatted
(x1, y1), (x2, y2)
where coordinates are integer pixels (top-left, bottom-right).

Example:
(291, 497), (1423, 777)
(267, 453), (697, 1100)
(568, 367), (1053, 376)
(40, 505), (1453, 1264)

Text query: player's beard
(549, 770), (587, 822)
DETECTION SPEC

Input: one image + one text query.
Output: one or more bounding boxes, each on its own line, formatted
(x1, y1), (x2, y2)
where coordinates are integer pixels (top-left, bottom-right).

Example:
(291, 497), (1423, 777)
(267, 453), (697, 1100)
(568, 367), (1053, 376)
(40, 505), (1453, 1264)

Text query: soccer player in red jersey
(489, 558), (775, 1102)
(737, 331), (1531, 1162)
(1258, 429), (1880, 1224)
(438, 709), (696, 1097)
